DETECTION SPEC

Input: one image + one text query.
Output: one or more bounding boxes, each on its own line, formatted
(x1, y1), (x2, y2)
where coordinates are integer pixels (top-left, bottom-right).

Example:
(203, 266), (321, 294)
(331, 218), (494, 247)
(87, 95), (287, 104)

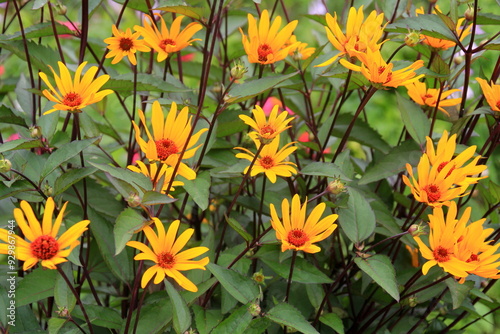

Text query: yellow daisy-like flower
(239, 104), (294, 144)
(0, 197), (90, 271)
(234, 133), (297, 183)
(340, 49), (424, 89)
(413, 202), (477, 279)
(425, 130), (487, 190)
(134, 14), (202, 63)
(286, 35), (315, 60)
(104, 25), (151, 65)
(132, 101), (207, 180)
(402, 153), (468, 207)
(406, 81), (461, 115)
(317, 6), (386, 67)
(240, 9), (299, 65)
(476, 77), (500, 112)
(270, 194), (338, 253)
(39, 61), (113, 115)
(126, 218), (209, 292)
(127, 160), (183, 194)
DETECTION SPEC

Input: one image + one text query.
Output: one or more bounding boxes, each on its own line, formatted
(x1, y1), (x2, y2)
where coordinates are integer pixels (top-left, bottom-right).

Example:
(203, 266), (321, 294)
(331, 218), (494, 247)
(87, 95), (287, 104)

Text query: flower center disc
(119, 37), (134, 51)
(260, 156), (274, 169)
(287, 229), (309, 247)
(62, 92), (83, 108)
(260, 124), (275, 137)
(155, 139), (179, 161)
(258, 44), (273, 62)
(423, 184), (441, 203)
(157, 252), (175, 269)
(31, 235), (59, 260)
(159, 39), (176, 51)
(433, 246), (451, 262)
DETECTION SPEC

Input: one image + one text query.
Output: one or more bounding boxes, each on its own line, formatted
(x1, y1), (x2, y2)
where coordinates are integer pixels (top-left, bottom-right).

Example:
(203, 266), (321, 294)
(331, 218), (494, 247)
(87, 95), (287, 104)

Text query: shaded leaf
(165, 279), (191, 334)
(320, 313), (345, 334)
(89, 162), (152, 192)
(141, 191), (176, 205)
(182, 171), (211, 210)
(265, 303), (319, 334)
(2, 22), (74, 41)
(54, 167), (97, 195)
(397, 92), (430, 146)
(155, 6), (204, 20)
(226, 215), (253, 243)
(72, 304), (122, 329)
(0, 138), (43, 153)
(385, 14), (457, 41)
(114, 208), (148, 255)
(211, 303), (253, 334)
(16, 267), (57, 307)
(300, 162), (351, 181)
(0, 104), (27, 127)
(54, 264), (76, 313)
(354, 255), (400, 301)
(445, 278), (473, 309)
(207, 263), (260, 305)
(337, 188), (376, 243)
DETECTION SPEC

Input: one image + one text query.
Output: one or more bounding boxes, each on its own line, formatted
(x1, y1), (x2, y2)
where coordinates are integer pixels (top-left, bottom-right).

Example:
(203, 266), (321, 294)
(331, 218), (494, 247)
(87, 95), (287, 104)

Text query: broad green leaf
(265, 303), (320, 334)
(385, 14), (457, 41)
(397, 92), (430, 146)
(359, 140), (422, 185)
(141, 191), (176, 205)
(211, 303), (253, 334)
(155, 6), (204, 20)
(354, 255), (400, 301)
(429, 53), (450, 77)
(72, 304), (122, 330)
(114, 208), (148, 255)
(337, 188), (376, 243)
(0, 40), (59, 73)
(41, 137), (99, 179)
(3, 22), (74, 41)
(47, 318), (67, 334)
(111, 0), (149, 12)
(256, 246), (333, 284)
(0, 139), (43, 153)
(0, 180), (44, 202)
(54, 167), (97, 195)
(54, 264), (77, 313)
(300, 161), (351, 181)
(226, 215), (253, 242)
(165, 279), (192, 334)
(207, 263), (260, 305)
(320, 313), (345, 334)
(476, 13), (500, 25)
(193, 304), (222, 334)
(89, 162), (152, 192)
(103, 73), (189, 96)
(32, 0), (49, 9)
(445, 278), (473, 309)
(0, 104), (27, 127)
(226, 72), (299, 104)
(216, 108), (249, 137)
(182, 171), (211, 210)
(16, 267), (57, 307)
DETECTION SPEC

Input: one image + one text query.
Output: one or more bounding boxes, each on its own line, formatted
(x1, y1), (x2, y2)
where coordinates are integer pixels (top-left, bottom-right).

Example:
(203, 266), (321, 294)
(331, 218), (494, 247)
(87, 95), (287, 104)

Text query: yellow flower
(134, 14), (202, 62)
(239, 104), (294, 143)
(413, 202), (477, 279)
(425, 130), (487, 190)
(286, 35), (315, 60)
(126, 218), (209, 292)
(39, 61), (113, 114)
(127, 161), (183, 194)
(240, 9), (298, 65)
(0, 198), (90, 271)
(104, 25), (151, 65)
(317, 6), (386, 67)
(402, 154), (468, 207)
(270, 194), (338, 253)
(406, 81), (461, 115)
(234, 133), (297, 183)
(132, 101), (207, 180)
(476, 77), (500, 112)
(340, 49), (424, 88)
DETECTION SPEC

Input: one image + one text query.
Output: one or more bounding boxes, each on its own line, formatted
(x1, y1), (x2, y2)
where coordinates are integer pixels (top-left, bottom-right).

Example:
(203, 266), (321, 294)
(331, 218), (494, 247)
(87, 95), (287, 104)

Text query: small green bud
(43, 183), (53, 197)
(30, 126), (42, 139)
(0, 158), (12, 172)
(408, 224), (426, 237)
(404, 31), (421, 47)
(327, 178), (347, 195)
(464, 6), (475, 21)
(230, 61), (247, 80)
(248, 302), (261, 317)
(127, 193), (141, 208)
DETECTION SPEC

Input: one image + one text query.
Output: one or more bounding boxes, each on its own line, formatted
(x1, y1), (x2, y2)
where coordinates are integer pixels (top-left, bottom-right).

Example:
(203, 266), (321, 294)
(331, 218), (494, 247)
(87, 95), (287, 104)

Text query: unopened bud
(252, 269), (272, 285)
(43, 183), (53, 197)
(230, 62), (247, 80)
(30, 126), (42, 139)
(454, 55), (464, 65)
(408, 296), (418, 307)
(408, 224), (426, 237)
(327, 178), (347, 195)
(0, 158), (12, 172)
(405, 31), (421, 47)
(248, 302), (261, 317)
(211, 82), (223, 94)
(464, 7), (475, 21)
(127, 193), (141, 207)
(56, 306), (70, 317)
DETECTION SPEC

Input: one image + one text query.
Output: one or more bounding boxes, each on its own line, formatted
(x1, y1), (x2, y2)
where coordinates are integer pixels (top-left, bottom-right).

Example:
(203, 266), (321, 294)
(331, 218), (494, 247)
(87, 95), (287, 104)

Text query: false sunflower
(39, 61), (113, 114)
(0, 198), (90, 271)
(132, 101), (207, 180)
(270, 194), (338, 253)
(234, 133), (297, 184)
(476, 77), (500, 112)
(126, 218), (209, 292)
(340, 49), (424, 89)
(134, 14), (202, 62)
(240, 9), (299, 65)
(406, 81), (461, 115)
(127, 160), (183, 194)
(286, 35), (316, 60)
(317, 6), (386, 67)
(239, 104), (294, 144)
(104, 25), (151, 65)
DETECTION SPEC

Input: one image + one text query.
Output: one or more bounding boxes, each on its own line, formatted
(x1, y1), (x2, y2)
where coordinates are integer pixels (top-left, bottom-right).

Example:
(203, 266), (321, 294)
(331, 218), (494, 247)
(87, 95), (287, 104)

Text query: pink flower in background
(58, 21), (80, 38)
(179, 53), (195, 62)
(298, 131), (331, 154)
(261, 97), (294, 116)
(0, 65), (4, 77)
(7, 133), (21, 141)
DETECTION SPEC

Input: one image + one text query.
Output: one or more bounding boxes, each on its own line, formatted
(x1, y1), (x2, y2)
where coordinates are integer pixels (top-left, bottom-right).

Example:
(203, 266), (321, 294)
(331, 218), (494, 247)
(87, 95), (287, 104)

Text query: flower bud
(30, 126), (42, 139)
(327, 178), (347, 195)
(0, 158), (12, 172)
(404, 31), (421, 47)
(248, 302), (261, 317)
(211, 82), (223, 94)
(56, 306), (70, 317)
(464, 7), (475, 21)
(408, 224), (426, 237)
(127, 193), (141, 208)
(252, 269), (272, 285)
(43, 183), (53, 197)
(230, 61), (247, 80)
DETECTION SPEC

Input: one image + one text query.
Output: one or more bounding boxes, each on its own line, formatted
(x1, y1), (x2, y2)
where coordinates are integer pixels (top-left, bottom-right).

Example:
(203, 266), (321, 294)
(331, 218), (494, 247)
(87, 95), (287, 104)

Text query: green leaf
(111, 0), (149, 12)
(47, 318), (67, 334)
(0, 139), (43, 153)
(182, 171), (211, 210)
(16, 267), (57, 307)
(164, 279), (192, 334)
(0, 180), (42, 201)
(54, 167), (97, 195)
(89, 162), (152, 192)
(0, 40), (60, 73)
(397, 92), (430, 146)
(226, 215), (253, 242)
(155, 6), (205, 20)
(445, 278), (473, 309)
(141, 191), (177, 205)
(54, 264), (77, 313)
(320, 313), (345, 334)
(385, 14), (457, 41)
(300, 162), (351, 181)
(0, 104), (27, 127)
(103, 73), (189, 96)
(32, 0), (49, 9)
(41, 137), (99, 179)
(211, 303), (253, 334)
(429, 53), (451, 77)
(354, 255), (400, 301)
(114, 208), (148, 255)
(3, 22), (74, 41)
(207, 263), (260, 305)
(193, 304), (221, 334)
(72, 304), (122, 330)
(476, 13), (500, 25)
(337, 188), (376, 243)
(256, 246), (333, 284)
(265, 303), (319, 334)
(359, 140), (422, 185)
(226, 72), (299, 104)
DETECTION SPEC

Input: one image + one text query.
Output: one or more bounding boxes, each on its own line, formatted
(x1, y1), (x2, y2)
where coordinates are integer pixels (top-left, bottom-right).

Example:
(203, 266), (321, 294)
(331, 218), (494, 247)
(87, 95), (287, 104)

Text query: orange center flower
(287, 229), (309, 247)
(260, 156), (275, 169)
(378, 66), (392, 83)
(119, 37), (134, 51)
(437, 161), (455, 177)
(157, 251), (176, 269)
(155, 139), (179, 160)
(433, 246), (451, 262)
(423, 184), (441, 203)
(160, 39), (176, 51)
(30, 235), (59, 260)
(258, 44), (273, 62)
(260, 124), (275, 136)
(62, 92), (83, 108)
